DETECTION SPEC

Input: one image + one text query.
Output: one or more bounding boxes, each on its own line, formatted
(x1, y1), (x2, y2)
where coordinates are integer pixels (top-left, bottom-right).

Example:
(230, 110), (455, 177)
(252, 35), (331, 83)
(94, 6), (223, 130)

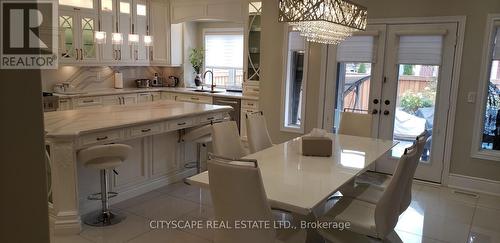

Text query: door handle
(384, 100), (390, 105)
(80, 49), (83, 60)
(119, 50), (122, 60)
(75, 48), (79, 60)
(373, 99), (379, 104)
(383, 110), (390, 115)
(372, 109), (378, 114)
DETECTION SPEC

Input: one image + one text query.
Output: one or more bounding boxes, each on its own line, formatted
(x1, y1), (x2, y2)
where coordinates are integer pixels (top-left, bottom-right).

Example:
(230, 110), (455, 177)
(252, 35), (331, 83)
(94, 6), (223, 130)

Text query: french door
(325, 22), (458, 183)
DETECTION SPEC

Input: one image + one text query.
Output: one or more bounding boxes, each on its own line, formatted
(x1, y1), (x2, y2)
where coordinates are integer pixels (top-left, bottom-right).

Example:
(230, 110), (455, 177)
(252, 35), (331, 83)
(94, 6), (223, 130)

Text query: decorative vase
(194, 74), (202, 86)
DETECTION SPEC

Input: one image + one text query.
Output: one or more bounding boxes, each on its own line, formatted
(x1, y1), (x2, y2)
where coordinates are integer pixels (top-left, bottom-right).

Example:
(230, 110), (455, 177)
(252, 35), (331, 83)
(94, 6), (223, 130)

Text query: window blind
(493, 27), (500, 60)
(337, 36), (374, 63)
(398, 35), (443, 65)
(205, 34), (243, 69)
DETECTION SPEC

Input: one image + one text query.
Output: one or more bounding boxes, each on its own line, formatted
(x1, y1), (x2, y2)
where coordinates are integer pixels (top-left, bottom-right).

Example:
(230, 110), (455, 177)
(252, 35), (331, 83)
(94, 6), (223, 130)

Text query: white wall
(260, 0), (500, 181)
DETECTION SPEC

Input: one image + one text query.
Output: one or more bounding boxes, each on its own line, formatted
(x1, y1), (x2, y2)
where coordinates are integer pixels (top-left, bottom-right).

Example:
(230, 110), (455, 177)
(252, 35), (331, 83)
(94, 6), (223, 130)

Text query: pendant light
(278, 0), (368, 45)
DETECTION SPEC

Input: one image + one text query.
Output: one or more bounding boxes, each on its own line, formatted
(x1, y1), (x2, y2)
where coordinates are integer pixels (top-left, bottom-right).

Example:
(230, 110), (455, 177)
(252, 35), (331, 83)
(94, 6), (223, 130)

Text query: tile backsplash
(41, 66), (183, 92)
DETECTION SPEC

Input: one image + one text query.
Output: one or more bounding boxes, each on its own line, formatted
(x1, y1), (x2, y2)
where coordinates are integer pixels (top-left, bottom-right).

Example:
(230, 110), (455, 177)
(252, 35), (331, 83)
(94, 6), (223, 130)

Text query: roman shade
(493, 27), (500, 60)
(337, 36), (374, 63)
(204, 34), (243, 69)
(398, 35), (443, 65)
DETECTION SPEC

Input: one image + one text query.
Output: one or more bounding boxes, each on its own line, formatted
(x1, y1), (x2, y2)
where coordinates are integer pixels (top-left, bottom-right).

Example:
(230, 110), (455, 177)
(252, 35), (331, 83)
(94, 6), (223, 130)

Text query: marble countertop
(54, 87), (259, 100)
(44, 100), (232, 138)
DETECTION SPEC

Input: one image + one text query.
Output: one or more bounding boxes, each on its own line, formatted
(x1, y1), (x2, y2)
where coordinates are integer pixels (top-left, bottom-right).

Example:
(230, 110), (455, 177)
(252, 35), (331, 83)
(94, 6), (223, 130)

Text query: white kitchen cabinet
(151, 132), (179, 179)
(99, 0), (118, 64)
(150, 0), (169, 65)
(58, 0), (183, 66)
(170, 23), (183, 66)
(176, 94), (212, 104)
(161, 92), (177, 100)
(151, 92), (161, 101)
(74, 96), (103, 109)
(117, 0), (133, 62)
(150, 1), (184, 67)
(112, 138), (148, 190)
(122, 94), (138, 104)
(170, 0), (245, 24)
(58, 98), (72, 110)
(137, 92), (153, 103)
(132, 0), (149, 64)
(58, 8), (99, 65)
(101, 95), (121, 105)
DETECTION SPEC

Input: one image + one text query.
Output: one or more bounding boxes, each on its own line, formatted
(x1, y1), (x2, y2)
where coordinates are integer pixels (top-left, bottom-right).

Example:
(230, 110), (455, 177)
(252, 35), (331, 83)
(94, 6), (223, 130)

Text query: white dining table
(186, 133), (397, 242)
(187, 133), (397, 214)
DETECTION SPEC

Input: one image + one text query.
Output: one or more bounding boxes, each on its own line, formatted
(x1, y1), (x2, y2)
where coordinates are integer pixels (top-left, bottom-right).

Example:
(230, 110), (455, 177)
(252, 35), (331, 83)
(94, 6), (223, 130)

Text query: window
(472, 15), (500, 160)
(281, 29), (308, 133)
(203, 30), (244, 90)
(334, 36), (374, 130)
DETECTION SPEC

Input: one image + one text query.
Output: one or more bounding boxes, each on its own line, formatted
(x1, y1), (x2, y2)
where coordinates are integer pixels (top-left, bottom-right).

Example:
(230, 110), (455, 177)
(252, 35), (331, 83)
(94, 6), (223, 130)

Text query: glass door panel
(247, 1), (262, 81)
(59, 15), (76, 60)
(333, 62), (372, 129)
(376, 23), (457, 182)
(81, 17), (96, 59)
(391, 64), (439, 162)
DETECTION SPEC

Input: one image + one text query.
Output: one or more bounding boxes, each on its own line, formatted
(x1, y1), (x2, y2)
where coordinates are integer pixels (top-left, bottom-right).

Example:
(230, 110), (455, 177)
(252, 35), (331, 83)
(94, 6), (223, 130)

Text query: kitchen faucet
(203, 70), (215, 92)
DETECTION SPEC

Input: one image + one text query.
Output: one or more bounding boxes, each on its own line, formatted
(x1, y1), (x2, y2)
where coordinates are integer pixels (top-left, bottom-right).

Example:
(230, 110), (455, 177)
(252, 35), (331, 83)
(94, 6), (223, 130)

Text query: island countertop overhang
(44, 100), (233, 138)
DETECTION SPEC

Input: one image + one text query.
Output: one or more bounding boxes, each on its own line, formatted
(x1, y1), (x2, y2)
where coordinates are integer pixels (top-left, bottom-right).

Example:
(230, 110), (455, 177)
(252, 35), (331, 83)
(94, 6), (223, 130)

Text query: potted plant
(189, 48), (204, 86)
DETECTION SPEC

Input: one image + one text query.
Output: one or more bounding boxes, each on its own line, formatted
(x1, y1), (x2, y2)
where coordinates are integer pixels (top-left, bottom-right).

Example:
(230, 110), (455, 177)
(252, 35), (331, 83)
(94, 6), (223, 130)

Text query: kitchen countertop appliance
(135, 79), (151, 88)
(165, 76), (180, 87)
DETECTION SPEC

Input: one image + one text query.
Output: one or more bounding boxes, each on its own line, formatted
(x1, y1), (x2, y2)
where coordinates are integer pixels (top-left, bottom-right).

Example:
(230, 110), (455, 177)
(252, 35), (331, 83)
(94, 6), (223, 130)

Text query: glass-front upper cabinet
(59, 0), (95, 9)
(247, 1), (262, 81)
(81, 16), (97, 59)
(59, 13), (77, 61)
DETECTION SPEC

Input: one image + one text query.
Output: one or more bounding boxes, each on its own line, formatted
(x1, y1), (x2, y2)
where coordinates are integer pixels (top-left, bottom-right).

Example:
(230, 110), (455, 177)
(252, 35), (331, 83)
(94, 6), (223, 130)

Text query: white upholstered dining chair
(207, 154), (306, 243)
(338, 112), (373, 137)
(211, 121), (247, 159)
(341, 131), (428, 214)
(245, 111), (273, 153)
(318, 143), (420, 242)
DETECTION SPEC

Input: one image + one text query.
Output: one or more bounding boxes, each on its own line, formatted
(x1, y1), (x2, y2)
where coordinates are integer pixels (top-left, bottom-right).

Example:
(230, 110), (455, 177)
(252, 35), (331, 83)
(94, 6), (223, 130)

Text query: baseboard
(448, 173), (500, 196)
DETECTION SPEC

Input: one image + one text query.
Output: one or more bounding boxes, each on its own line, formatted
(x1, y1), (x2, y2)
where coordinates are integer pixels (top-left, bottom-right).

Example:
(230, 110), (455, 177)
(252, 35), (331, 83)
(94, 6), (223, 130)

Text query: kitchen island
(44, 100), (231, 235)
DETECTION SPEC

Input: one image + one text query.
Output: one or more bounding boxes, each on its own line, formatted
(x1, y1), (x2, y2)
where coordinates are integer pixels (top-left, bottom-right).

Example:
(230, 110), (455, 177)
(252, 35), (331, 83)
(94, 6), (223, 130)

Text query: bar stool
(77, 144), (132, 227)
(183, 124), (213, 173)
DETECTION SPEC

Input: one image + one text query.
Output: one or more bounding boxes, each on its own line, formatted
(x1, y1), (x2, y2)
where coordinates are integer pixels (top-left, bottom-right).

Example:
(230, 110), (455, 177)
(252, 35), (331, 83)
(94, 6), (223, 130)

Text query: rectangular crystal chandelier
(278, 0), (368, 45)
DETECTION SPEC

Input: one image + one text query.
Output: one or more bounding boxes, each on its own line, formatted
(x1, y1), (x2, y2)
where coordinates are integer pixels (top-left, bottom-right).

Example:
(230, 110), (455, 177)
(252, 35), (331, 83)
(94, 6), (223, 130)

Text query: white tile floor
(51, 181), (500, 243)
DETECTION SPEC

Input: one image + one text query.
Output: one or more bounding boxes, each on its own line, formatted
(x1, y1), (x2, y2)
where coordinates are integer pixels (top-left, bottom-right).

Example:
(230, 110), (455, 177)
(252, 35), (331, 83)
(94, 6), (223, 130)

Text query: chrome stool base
(83, 210), (126, 227)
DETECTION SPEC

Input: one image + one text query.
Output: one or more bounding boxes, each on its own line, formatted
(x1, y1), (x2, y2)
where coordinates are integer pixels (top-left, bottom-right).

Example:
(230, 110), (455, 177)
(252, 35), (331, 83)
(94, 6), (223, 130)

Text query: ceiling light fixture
(278, 0), (368, 45)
